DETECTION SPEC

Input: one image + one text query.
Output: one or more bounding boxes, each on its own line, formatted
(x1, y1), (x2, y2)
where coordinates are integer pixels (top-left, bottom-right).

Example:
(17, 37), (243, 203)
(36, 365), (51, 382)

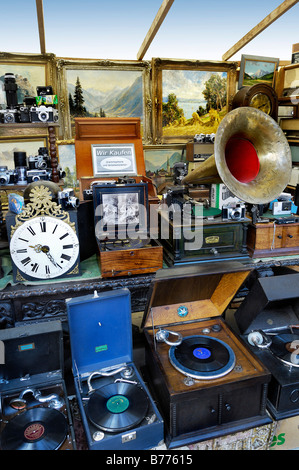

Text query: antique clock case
(142, 261), (271, 448)
(6, 185), (80, 282)
(232, 83), (278, 121)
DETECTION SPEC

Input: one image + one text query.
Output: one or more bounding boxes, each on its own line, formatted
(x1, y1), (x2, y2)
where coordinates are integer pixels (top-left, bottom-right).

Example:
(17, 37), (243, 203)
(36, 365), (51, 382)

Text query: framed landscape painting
(238, 54), (279, 89)
(151, 58), (237, 143)
(56, 59), (152, 141)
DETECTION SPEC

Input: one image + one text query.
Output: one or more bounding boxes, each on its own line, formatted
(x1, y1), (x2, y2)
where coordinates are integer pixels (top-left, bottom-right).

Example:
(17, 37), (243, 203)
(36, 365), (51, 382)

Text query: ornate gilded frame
(55, 59), (153, 143)
(151, 58), (238, 144)
(0, 52), (57, 101)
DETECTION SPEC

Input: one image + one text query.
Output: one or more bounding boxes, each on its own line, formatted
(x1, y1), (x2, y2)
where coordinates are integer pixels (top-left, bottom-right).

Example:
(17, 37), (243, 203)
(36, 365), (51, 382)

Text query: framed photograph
(151, 58), (237, 143)
(238, 54), (279, 89)
(93, 183), (148, 240)
(91, 143), (137, 177)
(56, 58), (153, 142)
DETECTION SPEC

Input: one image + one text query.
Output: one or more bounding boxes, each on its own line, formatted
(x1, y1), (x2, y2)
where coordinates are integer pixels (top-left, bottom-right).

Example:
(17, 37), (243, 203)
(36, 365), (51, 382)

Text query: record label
(193, 347), (211, 360)
(106, 395), (129, 414)
(24, 422), (45, 441)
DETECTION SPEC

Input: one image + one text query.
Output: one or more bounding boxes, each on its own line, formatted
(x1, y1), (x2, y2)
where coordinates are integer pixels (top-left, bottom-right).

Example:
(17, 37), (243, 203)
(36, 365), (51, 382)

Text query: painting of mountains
(239, 55), (279, 88)
(67, 69), (143, 134)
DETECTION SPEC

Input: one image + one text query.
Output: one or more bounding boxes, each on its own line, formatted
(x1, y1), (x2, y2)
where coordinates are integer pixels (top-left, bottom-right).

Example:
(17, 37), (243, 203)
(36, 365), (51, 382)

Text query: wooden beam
(36, 0), (46, 54)
(222, 0), (299, 61)
(137, 0), (175, 60)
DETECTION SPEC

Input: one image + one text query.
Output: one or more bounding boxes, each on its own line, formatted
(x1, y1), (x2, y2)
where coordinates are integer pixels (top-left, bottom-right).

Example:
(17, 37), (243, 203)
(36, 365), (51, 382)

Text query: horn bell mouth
(214, 107), (292, 204)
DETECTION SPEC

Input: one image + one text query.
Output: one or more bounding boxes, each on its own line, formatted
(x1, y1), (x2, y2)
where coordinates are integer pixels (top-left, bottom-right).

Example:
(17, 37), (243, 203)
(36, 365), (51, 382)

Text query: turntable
(235, 270), (299, 420)
(66, 288), (164, 450)
(142, 261), (272, 448)
(0, 321), (76, 450)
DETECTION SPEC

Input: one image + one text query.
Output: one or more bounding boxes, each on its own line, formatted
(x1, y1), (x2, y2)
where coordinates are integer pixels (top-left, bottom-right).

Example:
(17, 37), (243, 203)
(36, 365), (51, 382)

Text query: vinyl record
(169, 335), (236, 379)
(0, 408), (67, 450)
(87, 382), (149, 432)
(270, 333), (299, 367)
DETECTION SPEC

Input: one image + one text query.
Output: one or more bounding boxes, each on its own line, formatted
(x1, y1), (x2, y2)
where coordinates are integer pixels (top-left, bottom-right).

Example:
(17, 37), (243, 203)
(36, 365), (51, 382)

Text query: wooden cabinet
(247, 221), (299, 258)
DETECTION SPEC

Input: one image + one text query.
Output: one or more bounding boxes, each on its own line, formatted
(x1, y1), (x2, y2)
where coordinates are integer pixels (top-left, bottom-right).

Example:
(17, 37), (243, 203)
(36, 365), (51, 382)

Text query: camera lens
(14, 152), (27, 168)
(38, 111), (49, 122)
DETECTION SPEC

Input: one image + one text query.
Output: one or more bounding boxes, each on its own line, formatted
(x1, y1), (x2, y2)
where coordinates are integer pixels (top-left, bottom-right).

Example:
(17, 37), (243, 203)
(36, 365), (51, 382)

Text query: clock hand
(29, 244), (43, 253)
(29, 244), (61, 268)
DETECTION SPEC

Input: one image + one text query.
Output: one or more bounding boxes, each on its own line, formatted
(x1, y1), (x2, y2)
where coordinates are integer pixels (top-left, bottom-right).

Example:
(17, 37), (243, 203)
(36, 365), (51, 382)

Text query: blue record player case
(66, 288), (164, 450)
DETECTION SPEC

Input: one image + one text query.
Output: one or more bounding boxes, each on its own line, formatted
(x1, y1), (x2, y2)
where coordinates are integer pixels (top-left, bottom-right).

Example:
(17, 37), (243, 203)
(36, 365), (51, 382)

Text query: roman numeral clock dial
(10, 216), (80, 281)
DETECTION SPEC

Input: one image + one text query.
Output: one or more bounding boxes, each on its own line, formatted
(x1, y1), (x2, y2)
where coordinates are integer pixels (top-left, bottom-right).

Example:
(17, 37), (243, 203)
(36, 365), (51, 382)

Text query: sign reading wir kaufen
(91, 143), (137, 177)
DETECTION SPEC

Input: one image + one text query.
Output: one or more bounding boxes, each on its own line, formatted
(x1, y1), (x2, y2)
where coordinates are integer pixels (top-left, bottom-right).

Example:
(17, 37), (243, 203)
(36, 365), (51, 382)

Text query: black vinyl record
(169, 335), (236, 379)
(270, 333), (299, 366)
(173, 336), (230, 372)
(87, 382), (149, 432)
(0, 408), (67, 450)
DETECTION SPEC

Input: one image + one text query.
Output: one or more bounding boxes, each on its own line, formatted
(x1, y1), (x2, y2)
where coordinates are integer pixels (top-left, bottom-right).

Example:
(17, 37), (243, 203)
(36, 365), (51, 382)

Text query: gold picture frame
(56, 58), (153, 143)
(0, 52), (57, 108)
(151, 58), (238, 144)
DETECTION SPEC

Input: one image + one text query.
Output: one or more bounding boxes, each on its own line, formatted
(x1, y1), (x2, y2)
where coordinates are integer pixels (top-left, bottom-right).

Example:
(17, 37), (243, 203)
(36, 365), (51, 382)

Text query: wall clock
(8, 185), (80, 282)
(232, 83), (278, 121)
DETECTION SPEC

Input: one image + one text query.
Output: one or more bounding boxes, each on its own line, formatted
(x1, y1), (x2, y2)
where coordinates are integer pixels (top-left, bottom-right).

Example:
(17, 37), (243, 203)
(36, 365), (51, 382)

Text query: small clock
(8, 185), (80, 282)
(232, 83), (278, 120)
(10, 215), (79, 280)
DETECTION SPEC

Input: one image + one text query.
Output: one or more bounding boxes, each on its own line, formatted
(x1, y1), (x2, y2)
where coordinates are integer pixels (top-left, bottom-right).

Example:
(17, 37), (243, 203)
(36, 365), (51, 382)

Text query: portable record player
(235, 269), (299, 420)
(142, 261), (272, 448)
(0, 321), (76, 450)
(66, 288), (164, 450)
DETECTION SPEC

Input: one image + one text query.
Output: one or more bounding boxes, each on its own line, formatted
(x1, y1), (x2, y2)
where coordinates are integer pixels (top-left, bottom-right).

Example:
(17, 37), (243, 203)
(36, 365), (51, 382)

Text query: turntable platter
(87, 382), (149, 432)
(0, 408), (67, 450)
(169, 335), (236, 379)
(270, 333), (299, 367)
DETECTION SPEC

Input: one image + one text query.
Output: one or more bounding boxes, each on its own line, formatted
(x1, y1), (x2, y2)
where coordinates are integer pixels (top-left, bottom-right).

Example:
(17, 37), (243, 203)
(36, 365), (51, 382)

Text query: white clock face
(10, 216), (80, 279)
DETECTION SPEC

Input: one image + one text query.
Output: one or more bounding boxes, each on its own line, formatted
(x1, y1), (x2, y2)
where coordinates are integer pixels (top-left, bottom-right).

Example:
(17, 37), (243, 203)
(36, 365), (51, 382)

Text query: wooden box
(75, 117), (159, 204)
(247, 221), (299, 258)
(93, 182), (163, 278)
(142, 262), (271, 448)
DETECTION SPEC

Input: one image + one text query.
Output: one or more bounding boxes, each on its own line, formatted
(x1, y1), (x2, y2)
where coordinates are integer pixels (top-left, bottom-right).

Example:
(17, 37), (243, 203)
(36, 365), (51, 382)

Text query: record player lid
(66, 288), (132, 377)
(142, 261), (251, 329)
(235, 272), (299, 334)
(0, 321), (63, 390)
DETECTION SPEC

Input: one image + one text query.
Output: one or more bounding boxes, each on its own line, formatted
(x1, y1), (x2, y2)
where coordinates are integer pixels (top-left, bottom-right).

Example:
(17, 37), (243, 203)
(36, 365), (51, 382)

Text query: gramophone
(159, 107), (292, 266)
(182, 107), (292, 214)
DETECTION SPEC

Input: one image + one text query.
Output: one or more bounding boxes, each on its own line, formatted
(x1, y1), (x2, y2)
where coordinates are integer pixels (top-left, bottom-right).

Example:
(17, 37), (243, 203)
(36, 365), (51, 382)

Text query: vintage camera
(194, 133), (215, 143)
(36, 86), (53, 96)
(0, 166), (15, 185)
(28, 147), (51, 170)
(58, 188), (79, 210)
(30, 105), (58, 123)
(19, 105), (31, 123)
(272, 200), (292, 215)
(26, 169), (50, 183)
(222, 202), (246, 221)
(0, 107), (19, 123)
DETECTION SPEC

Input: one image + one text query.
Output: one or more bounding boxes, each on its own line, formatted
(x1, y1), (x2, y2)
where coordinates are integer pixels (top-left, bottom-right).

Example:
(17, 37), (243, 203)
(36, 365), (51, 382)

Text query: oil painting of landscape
(66, 69), (144, 136)
(144, 146), (186, 193)
(161, 69), (227, 137)
(238, 54), (279, 88)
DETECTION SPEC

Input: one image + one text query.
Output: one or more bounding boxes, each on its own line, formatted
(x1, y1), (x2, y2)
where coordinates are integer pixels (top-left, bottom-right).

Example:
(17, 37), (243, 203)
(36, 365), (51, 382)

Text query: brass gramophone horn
(182, 107), (292, 204)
